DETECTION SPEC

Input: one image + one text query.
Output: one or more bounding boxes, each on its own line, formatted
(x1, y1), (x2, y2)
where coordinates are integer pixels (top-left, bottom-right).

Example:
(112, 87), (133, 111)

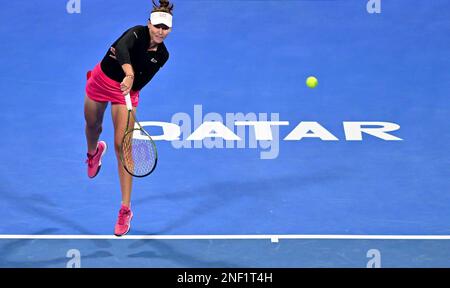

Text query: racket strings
(122, 130), (157, 176)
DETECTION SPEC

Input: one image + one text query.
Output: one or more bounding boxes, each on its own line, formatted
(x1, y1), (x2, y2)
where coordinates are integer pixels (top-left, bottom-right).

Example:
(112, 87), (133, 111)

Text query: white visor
(150, 12), (173, 28)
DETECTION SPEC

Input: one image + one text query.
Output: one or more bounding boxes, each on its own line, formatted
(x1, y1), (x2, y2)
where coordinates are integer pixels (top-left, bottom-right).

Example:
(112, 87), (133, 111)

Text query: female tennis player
(84, 0), (173, 236)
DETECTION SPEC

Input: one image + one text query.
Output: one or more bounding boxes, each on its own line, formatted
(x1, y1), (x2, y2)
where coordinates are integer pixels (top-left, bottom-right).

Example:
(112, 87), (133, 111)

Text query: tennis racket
(119, 93), (158, 177)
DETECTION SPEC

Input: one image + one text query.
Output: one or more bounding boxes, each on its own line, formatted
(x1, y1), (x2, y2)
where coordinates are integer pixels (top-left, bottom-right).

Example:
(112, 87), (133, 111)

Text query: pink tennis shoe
(114, 205), (133, 236)
(86, 141), (107, 178)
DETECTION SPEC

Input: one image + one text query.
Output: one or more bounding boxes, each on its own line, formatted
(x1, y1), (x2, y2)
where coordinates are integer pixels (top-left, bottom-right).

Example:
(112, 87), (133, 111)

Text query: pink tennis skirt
(85, 63), (139, 107)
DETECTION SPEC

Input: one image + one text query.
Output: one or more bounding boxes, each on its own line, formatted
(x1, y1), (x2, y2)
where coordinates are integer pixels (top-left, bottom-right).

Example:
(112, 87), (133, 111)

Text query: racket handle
(124, 93), (133, 111)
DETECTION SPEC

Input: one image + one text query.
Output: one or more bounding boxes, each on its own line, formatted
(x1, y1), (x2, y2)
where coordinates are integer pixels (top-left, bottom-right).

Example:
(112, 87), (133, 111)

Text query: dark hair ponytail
(152, 0), (174, 15)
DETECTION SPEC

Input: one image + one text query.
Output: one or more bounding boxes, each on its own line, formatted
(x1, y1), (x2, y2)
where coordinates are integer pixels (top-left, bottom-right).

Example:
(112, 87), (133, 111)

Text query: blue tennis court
(0, 0), (449, 267)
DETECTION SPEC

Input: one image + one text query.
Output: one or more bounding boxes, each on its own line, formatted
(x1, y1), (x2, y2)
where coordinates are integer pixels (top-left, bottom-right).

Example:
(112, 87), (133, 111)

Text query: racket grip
(124, 93), (133, 111)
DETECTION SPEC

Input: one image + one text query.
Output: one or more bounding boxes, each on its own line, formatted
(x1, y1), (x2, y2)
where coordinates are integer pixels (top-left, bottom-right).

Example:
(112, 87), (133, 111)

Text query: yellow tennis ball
(306, 76), (318, 88)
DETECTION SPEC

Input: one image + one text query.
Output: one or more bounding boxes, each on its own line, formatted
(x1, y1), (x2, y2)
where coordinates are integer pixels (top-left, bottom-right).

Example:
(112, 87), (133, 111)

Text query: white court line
(0, 235), (450, 240)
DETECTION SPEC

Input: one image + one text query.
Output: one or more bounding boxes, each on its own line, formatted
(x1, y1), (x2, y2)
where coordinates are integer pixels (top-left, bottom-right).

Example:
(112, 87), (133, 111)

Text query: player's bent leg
(84, 95), (108, 151)
(84, 95), (108, 178)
